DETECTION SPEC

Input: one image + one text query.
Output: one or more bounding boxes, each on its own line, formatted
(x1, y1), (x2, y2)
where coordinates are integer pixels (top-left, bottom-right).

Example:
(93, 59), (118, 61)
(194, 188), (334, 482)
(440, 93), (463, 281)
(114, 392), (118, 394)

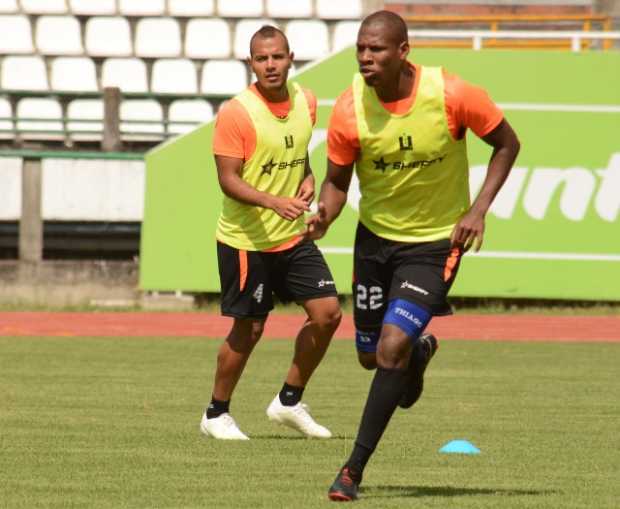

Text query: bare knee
(357, 351), (378, 370)
(230, 318), (265, 350)
(307, 298), (342, 333)
(376, 330), (411, 370)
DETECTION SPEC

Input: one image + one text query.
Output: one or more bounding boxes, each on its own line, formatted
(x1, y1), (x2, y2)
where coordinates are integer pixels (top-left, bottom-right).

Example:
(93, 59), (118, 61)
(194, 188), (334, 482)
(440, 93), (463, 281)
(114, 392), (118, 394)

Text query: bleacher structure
(0, 0), (365, 147)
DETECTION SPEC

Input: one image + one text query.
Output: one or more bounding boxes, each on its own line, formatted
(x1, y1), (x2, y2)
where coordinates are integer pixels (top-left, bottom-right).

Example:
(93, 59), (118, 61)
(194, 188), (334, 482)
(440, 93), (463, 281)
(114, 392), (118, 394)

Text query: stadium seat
(286, 20), (329, 60)
(333, 21), (361, 51)
(119, 0), (165, 16)
(69, 0), (116, 16)
(234, 19), (278, 59)
(16, 98), (63, 139)
(20, 0), (67, 14)
(1, 56), (48, 90)
(135, 18), (181, 58)
(151, 59), (198, 94)
(120, 99), (164, 138)
(0, 0), (17, 13)
(168, 99), (214, 135)
(67, 99), (103, 141)
(0, 15), (34, 54)
(51, 57), (98, 92)
(168, 0), (214, 16)
(0, 97), (13, 138)
(218, 0), (263, 18)
(36, 16), (84, 56)
(201, 60), (247, 95)
(101, 58), (149, 93)
(316, 0), (362, 19)
(85, 17), (133, 57)
(266, 0), (312, 18)
(185, 18), (230, 59)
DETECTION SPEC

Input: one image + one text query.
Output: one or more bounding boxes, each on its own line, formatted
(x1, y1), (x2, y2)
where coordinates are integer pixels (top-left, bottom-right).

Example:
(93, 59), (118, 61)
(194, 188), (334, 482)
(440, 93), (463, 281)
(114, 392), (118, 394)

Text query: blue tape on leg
(382, 299), (431, 339)
(355, 329), (380, 353)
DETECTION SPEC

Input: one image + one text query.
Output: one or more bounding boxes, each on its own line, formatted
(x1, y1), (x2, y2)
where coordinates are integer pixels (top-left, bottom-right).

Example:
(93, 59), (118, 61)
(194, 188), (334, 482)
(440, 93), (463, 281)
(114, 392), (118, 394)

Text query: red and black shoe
(398, 332), (438, 409)
(328, 466), (361, 502)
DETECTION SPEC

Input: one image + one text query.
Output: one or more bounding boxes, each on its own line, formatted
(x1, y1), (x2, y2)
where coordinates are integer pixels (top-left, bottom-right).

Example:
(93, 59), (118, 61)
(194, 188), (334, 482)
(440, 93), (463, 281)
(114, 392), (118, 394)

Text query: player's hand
(296, 174), (315, 205)
(450, 210), (485, 252)
(305, 202), (329, 240)
(271, 196), (310, 221)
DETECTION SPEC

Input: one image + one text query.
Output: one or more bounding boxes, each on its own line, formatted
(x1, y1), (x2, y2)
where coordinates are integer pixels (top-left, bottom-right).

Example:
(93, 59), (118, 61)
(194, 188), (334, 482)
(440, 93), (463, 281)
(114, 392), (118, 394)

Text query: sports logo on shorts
(253, 283), (264, 303)
(317, 279), (335, 288)
(400, 280), (429, 295)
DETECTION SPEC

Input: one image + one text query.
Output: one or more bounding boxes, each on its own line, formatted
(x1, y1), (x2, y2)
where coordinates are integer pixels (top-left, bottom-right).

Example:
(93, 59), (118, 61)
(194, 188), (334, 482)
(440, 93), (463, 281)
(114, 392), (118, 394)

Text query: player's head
(248, 25), (293, 92)
(356, 10), (410, 87)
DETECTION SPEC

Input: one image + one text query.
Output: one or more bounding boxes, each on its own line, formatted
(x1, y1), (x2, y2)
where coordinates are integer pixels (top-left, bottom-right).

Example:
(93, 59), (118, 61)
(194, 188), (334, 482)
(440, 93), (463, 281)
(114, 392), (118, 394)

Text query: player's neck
(375, 64), (415, 103)
(255, 82), (289, 103)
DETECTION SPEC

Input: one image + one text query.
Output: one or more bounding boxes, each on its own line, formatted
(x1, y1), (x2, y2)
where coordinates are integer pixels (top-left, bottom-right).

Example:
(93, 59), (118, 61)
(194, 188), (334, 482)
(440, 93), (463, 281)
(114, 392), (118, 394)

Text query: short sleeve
(212, 99), (256, 160)
(327, 87), (359, 166)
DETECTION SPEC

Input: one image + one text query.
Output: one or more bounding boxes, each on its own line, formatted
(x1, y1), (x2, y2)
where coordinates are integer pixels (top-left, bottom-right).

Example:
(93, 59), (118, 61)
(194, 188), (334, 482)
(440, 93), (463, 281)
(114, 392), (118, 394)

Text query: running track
(0, 312), (619, 342)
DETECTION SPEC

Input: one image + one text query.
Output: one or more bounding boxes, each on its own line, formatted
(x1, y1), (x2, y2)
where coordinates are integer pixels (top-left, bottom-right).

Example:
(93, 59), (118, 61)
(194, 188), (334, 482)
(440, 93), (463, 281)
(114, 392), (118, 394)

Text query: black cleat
(398, 332), (438, 409)
(328, 466), (361, 502)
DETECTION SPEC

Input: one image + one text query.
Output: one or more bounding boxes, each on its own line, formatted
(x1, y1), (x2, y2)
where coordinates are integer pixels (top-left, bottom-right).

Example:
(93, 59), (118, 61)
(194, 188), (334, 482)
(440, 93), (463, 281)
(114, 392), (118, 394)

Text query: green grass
(1, 337), (619, 508)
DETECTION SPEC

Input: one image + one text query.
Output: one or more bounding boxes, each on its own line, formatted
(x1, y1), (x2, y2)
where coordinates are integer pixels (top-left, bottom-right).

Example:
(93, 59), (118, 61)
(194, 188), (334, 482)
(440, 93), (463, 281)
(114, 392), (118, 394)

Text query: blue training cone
(439, 440), (481, 454)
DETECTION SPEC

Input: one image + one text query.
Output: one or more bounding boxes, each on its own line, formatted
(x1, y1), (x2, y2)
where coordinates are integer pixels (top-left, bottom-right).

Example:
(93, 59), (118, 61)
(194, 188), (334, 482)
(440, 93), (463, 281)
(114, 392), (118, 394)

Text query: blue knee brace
(382, 299), (430, 341)
(355, 328), (380, 353)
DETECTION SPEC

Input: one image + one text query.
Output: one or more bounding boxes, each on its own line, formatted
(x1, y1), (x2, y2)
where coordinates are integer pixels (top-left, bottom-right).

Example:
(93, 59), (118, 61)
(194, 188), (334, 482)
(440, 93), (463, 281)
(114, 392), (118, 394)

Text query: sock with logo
(348, 367), (408, 474)
(206, 397), (230, 419)
(279, 382), (304, 406)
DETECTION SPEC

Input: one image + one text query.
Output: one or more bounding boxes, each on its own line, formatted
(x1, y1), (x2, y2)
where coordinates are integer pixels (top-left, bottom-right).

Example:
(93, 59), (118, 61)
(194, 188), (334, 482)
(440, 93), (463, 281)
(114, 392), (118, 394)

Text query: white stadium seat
(201, 60), (247, 95)
(85, 17), (132, 57)
(16, 98), (63, 139)
(135, 18), (181, 58)
(185, 18), (230, 59)
(0, 15), (33, 54)
(101, 58), (148, 93)
(266, 0), (312, 18)
(67, 99), (103, 140)
(51, 57), (98, 92)
(316, 0), (362, 19)
(168, 99), (214, 135)
(218, 0), (262, 18)
(333, 21), (361, 51)
(1, 56), (48, 90)
(119, 0), (165, 16)
(168, 0), (214, 16)
(234, 19), (277, 59)
(36, 16), (83, 56)
(0, 0), (18, 13)
(20, 0), (67, 14)
(69, 0), (116, 15)
(121, 100), (164, 139)
(286, 20), (329, 60)
(0, 97), (13, 138)
(151, 59), (197, 94)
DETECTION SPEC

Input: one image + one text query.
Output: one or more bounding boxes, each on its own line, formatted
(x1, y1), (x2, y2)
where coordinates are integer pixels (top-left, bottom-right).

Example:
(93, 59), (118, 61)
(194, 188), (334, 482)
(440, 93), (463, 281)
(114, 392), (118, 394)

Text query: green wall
(140, 49), (620, 300)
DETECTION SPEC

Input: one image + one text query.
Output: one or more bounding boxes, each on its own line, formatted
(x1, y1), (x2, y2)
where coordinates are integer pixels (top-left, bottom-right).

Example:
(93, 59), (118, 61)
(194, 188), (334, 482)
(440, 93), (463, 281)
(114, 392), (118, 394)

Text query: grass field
(1, 336), (618, 508)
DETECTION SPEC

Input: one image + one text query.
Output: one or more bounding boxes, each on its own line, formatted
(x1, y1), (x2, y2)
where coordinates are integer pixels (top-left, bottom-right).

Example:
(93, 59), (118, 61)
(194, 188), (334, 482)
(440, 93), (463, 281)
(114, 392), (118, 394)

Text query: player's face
(249, 35), (293, 92)
(356, 25), (408, 87)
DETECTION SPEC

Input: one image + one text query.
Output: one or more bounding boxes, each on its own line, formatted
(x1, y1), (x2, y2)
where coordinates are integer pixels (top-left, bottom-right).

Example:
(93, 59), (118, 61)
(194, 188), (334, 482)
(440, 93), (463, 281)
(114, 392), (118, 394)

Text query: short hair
(249, 25), (290, 56)
(360, 10), (408, 45)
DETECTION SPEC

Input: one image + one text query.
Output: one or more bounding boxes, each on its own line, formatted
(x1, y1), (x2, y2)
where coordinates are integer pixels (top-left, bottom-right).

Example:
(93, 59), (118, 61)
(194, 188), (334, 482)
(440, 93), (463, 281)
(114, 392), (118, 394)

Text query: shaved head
(249, 25), (290, 56)
(360, 10), (408, 46)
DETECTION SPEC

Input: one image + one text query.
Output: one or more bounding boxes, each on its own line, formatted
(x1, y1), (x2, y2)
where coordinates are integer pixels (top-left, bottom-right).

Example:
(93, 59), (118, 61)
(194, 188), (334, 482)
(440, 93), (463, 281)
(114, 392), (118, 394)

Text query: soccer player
(200, 26), (341, 440)
(306, 11), (521, 501)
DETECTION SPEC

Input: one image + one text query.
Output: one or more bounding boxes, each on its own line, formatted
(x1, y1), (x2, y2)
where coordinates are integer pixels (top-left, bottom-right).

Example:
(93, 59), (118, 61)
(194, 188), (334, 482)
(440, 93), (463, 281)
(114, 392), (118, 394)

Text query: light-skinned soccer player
(306, 11), (521, 501)
(201, 26), (341, 440)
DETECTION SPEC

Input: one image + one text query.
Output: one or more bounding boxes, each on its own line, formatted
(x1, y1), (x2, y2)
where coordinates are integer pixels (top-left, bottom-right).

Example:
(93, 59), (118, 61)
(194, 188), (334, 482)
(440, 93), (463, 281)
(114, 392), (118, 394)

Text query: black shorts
(217, 239), (338, 319)
(352, 222), (463, 330)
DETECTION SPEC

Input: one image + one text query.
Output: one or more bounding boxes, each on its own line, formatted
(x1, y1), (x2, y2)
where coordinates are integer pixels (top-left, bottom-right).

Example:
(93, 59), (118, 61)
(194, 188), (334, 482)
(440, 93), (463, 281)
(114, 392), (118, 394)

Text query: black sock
(279, 382), (304, 406)
(348, 367), (408, 474)
(206, 397), (230, 419)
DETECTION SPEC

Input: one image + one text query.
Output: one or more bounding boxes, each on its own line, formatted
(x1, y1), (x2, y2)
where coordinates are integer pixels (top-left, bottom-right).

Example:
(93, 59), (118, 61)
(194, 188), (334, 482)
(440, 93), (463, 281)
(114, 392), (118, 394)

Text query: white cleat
(200, 412), (249, 440)
(266, 395), (332, 438)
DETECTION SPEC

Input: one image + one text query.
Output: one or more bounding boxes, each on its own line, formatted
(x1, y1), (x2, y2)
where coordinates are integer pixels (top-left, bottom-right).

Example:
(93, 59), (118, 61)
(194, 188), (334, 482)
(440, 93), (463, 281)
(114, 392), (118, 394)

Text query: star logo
(373, 157), (389, 172)
(261, 159), (277, 175)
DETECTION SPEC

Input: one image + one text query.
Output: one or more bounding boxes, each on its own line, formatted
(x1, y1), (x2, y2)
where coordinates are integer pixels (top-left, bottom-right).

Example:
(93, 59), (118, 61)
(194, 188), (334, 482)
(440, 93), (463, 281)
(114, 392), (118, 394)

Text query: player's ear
(399, 40), (410, 60)
(289, 51), (295, 63)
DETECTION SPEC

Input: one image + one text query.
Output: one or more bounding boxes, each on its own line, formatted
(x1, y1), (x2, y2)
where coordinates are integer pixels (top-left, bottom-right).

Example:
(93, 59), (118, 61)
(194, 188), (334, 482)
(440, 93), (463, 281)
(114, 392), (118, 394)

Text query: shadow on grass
(252, 434), (350, 440)
(361, 485), (556, 499)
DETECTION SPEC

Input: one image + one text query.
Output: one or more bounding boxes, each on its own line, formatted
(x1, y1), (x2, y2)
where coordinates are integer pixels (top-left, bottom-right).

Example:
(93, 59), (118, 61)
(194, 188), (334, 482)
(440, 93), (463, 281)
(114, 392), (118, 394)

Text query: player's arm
(306, 159), (353, 240)
(451, 119), (520, 250)
(296, 154), (315, 204)
(215, 155), (309, 221)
